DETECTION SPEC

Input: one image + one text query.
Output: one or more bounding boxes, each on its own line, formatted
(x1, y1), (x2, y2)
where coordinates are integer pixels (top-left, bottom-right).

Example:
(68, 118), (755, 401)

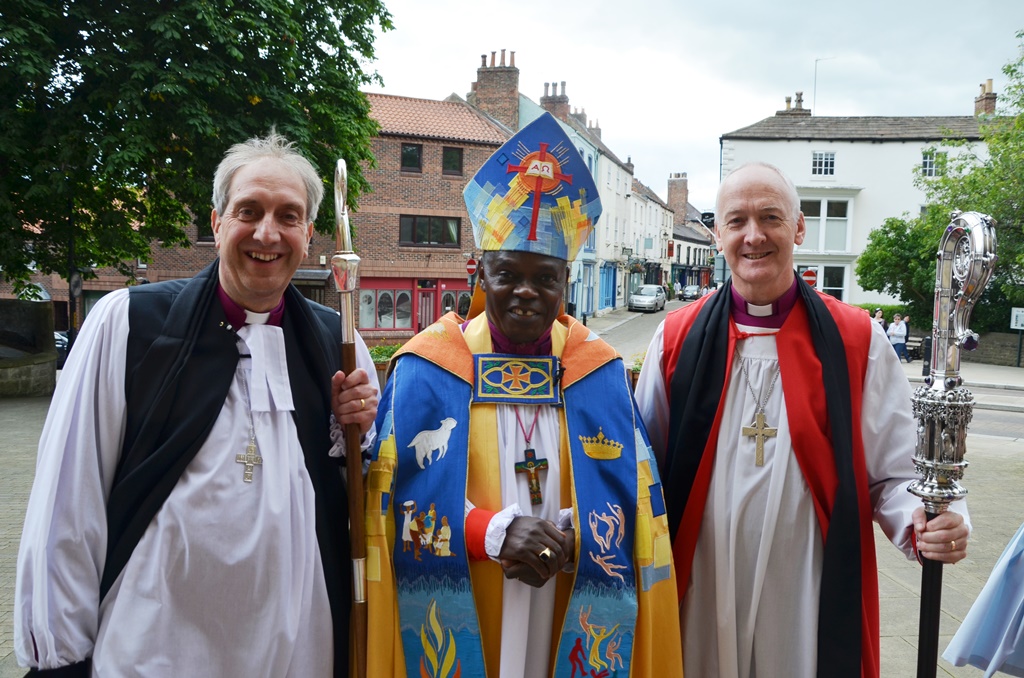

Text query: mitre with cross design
(463, 111), (602, 263)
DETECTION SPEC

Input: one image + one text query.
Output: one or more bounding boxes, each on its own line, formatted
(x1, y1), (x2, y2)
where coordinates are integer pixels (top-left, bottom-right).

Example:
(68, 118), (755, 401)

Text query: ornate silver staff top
(331, 159), (361, 345)
(908, 210), (997, 515)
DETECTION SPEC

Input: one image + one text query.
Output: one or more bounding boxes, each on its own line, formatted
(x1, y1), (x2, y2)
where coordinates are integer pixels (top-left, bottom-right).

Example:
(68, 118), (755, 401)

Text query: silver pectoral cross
(236, 441), (263, 482)
(741, 411), (777, 466)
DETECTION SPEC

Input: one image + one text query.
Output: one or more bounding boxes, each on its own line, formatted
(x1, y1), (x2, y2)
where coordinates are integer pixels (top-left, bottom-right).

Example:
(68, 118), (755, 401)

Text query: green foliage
(629, 350), (646, 373)
(0, 0), (392, 293)
(859, 31), (1024, 331)
(368, 342), (401, 364)
(855, 216), (943, 321)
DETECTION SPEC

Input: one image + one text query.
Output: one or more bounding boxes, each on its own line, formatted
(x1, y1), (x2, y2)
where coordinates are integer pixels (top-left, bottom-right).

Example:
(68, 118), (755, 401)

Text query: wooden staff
(331, 159), (366, 678)
(909, 210), (996, 677)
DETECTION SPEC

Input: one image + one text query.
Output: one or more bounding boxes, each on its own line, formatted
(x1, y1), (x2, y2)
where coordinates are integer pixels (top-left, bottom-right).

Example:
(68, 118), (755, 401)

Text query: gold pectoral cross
(514, 448), (549, 505)
(741, 412), (777, 466)
(236, 441), (263, 482)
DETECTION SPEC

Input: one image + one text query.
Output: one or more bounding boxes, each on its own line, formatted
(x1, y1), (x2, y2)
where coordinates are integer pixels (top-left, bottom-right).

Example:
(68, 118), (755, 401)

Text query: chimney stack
(467, 48), (520, 130)
(540, 79), (570, 121)
(667, 172), (690, 228)
(777, 91), (811, 117)
(974, 78), (997, 116)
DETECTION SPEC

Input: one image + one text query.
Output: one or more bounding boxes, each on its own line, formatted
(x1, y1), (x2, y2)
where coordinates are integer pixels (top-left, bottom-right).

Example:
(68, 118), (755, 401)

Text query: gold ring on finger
(538, 547), (553, 562)
(950, 539), (956, 552)
(360, 398), (365, 410)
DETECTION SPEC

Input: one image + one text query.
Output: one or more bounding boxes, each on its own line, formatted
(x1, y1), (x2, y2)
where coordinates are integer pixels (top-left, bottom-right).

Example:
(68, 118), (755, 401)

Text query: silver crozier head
(908, 210), (997, 514)
(331, 158), (360, 344)
(331, 159), (360, 294)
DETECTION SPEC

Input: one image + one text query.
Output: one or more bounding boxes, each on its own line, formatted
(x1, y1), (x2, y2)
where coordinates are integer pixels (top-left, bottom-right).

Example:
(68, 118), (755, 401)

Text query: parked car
(54, 331), (68, 369)
(681, 284), (701, 301)
(628, 284), (666, 313)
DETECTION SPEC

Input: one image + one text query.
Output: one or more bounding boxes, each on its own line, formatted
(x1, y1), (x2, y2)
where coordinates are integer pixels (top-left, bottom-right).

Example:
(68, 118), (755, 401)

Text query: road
(598, 300), (1024, 440)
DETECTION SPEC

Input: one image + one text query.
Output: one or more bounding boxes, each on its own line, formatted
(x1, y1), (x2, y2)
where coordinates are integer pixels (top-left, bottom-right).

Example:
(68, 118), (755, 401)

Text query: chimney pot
(795, 91), (804, 108)
(500, 49), (506, 67)
(510, 51), (515, 68)
(490, 51), (496, 67)
(544, 82), (550, 97)
(480, 54), (486, 67)
(560, 81), (566, 96)
(974, 77), (998, 116)
(785, 96), (792, 110)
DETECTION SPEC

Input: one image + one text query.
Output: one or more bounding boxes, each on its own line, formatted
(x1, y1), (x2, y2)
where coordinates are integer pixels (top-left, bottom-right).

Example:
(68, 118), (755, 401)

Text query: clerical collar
(217, 285), (285, 328)
(729, 278), (799, 329)
(485, 319), (553, 356)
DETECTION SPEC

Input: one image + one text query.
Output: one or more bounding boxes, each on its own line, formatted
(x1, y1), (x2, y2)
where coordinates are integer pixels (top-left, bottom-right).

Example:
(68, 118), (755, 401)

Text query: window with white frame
(921, 151), (946, 177)
(821, 265), (845, 301)
(800, 199), (848, 251)
(359, 289), (413, 330)
(811, 151), (835, 176)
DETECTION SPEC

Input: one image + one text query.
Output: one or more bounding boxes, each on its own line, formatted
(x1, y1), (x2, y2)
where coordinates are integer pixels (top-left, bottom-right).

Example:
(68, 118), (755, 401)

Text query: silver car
(628, 284), (666, 313)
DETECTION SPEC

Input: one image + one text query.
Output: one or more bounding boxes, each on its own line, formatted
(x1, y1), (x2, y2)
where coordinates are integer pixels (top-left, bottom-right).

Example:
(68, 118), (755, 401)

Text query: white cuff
(556, 508), (574, 531)
(484, 504), (524, 560)
(328, 414), (377, 458)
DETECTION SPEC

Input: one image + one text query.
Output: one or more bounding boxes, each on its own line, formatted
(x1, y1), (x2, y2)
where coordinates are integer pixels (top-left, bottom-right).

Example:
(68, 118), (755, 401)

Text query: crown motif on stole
(578, 427), (624, 460)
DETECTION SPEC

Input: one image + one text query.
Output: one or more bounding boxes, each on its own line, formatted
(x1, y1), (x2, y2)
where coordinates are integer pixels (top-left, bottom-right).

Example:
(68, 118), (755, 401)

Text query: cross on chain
(514, 448), (549, 505)
(236, 442), (263, 482)
(741, 412), (777, 467)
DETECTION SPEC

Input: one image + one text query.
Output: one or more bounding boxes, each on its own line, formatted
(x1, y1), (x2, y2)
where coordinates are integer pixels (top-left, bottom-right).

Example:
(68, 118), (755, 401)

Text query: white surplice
(15, 288), (378, 677)
(635, 318), (969, 678)
(492, 404), (564, 678)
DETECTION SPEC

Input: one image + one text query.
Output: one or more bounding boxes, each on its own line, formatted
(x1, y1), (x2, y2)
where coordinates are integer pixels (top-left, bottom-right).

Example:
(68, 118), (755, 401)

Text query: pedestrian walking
(887, 313), (912, 363)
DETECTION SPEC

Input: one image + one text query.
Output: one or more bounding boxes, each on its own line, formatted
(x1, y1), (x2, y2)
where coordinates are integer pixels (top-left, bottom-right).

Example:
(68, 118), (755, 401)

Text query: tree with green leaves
(857, 31), (1024, 331)
(0, 0), (391, 298)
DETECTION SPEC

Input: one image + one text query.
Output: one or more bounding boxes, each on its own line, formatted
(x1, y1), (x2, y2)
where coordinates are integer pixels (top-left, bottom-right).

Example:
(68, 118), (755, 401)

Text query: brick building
(354, 93), (508, 345)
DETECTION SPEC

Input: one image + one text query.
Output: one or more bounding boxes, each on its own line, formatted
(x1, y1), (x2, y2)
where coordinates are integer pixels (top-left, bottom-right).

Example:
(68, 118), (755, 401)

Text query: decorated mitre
(463, 112), (602, 262)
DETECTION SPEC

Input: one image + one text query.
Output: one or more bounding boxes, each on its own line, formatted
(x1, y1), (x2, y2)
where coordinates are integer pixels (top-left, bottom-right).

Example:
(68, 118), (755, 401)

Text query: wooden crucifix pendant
(741, 412), (777, 466)
(236, 441), (263, 483)
(514, 448), (549, 505)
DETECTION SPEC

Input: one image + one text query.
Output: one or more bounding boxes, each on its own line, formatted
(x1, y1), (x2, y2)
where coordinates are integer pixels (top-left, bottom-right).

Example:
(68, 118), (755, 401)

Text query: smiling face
(715, 164), (805, 305)
(212, 158), (314, 312)
(480, 250), (568, 345)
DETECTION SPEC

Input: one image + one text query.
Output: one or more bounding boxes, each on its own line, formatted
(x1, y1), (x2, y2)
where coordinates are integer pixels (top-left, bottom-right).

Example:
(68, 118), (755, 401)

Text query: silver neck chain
(240, 367), (257, 445)
(740, 359), (780, 414)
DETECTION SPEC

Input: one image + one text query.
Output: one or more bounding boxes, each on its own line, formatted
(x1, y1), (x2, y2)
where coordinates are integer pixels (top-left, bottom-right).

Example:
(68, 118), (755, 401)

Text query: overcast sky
(361, 0), (1024, 211)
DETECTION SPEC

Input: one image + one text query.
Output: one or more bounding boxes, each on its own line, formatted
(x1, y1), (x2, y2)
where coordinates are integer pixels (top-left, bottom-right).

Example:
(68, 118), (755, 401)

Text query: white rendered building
(719, 86), (993, 305)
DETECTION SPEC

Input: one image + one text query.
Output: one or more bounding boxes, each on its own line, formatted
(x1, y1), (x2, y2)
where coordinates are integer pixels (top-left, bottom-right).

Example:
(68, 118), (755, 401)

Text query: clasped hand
(498, 516), (575, 588)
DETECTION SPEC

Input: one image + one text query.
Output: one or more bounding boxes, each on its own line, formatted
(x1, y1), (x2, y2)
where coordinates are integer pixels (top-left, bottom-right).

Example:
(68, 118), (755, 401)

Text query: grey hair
(716, 161), (800, 222)
(212, 130), (324, 224)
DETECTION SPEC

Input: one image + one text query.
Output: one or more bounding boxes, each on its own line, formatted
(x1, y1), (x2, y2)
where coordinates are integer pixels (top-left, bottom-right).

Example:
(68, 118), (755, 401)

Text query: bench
(906, 335), (924, 361)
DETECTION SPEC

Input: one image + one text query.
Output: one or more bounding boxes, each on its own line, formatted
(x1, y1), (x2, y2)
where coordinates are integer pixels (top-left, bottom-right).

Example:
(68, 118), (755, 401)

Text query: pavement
(0, 310), (1021, 677)
(584, 300), (1024, 413)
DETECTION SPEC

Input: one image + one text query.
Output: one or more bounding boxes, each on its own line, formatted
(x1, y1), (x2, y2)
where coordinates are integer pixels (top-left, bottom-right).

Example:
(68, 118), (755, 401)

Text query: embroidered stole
(367, 313), (669, 677)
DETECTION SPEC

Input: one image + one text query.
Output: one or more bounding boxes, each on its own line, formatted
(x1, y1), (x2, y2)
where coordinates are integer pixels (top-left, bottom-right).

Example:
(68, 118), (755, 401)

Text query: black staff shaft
(916, 511), (943, 678)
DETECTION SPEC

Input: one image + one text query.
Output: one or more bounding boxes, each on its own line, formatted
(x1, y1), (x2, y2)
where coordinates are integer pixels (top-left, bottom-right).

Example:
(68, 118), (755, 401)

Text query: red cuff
(466, 508), (496, 561)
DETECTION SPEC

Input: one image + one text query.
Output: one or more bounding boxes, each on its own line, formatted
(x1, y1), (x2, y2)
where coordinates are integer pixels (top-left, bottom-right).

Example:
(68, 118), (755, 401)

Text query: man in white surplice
(15, 132), (379, 677)
(635, 162), (970, 678)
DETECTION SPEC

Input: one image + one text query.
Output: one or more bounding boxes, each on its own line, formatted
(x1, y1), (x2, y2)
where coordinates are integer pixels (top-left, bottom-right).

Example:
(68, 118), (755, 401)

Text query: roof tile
(722, 115), (984, 141)
(366, 92), (509, 144)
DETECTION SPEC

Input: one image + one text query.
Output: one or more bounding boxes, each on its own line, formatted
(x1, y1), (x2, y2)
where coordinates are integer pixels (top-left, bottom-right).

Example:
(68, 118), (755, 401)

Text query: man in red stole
(634, 162), (970, 678)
